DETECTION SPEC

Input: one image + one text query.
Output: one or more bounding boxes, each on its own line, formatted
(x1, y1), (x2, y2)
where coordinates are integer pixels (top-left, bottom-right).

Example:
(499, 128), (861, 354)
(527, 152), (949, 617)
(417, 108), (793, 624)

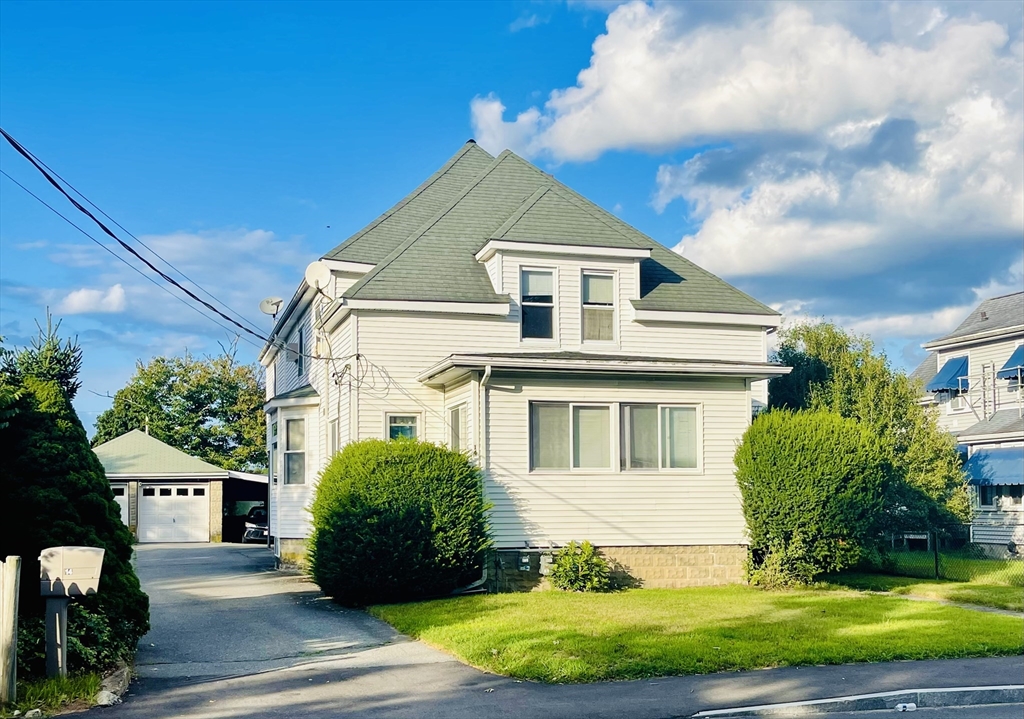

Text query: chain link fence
(876, 525), (1024, 585)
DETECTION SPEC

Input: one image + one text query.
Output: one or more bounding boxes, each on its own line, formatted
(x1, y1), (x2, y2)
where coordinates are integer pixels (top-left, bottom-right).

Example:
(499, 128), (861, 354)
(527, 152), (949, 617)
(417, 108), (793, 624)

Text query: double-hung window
(270, 421), (278, 485)
(448, 405), (465, 451)
(582, 272), (615, 342)
(388, 414), (418, 440)
(296, 329), (305, 377)
(530, 402), (611, 470)
(521, 269), (554, 339)
(621, 404), (699, 470)
(284, 418), (305, 484)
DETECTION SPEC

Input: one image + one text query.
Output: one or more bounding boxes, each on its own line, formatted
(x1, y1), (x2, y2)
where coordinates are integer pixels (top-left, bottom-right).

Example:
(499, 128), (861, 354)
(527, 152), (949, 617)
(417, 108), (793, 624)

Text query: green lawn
(369, 586), (1024, 683)
(828, 572), (1024, 612)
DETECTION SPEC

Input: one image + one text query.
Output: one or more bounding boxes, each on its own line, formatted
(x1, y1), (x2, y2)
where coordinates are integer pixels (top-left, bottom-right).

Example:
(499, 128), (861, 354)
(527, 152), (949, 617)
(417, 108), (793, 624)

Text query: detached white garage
(93, 429), (228, 543)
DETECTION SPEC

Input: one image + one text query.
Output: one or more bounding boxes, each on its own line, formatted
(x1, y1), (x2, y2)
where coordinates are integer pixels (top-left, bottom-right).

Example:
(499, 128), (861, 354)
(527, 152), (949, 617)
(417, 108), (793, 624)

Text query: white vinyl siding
(488, 374), (748, 548)
(932, 336), (1024, 434)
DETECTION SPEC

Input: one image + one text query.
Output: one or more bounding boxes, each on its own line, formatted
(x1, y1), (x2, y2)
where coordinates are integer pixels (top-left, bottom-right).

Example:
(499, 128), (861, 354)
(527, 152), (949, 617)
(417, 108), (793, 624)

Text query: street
(98, 544), (1023, 719)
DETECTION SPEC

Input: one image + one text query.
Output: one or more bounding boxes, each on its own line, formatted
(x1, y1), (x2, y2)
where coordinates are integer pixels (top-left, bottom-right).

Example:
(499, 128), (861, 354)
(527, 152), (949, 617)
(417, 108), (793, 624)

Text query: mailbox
(39, 546), (105, 597)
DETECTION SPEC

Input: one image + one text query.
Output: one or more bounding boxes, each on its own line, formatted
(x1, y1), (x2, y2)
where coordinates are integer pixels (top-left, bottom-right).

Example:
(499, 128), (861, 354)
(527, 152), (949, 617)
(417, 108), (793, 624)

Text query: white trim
(580, 268), (618, 346)
(263, 395), (320, 410)
(343, 298), (510, 315)
(633, 308), (781, 328)
(476, 240), (651, 263)
(923, 324), (1024, 351)
(259, 284), (317, 365)
(319, 259), (376, 274)
(105, 473), (226, 480)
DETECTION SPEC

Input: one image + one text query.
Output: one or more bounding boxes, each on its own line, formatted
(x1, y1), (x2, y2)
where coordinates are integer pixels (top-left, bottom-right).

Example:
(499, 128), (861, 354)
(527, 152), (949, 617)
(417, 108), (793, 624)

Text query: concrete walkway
(98, 544), (1024, 719)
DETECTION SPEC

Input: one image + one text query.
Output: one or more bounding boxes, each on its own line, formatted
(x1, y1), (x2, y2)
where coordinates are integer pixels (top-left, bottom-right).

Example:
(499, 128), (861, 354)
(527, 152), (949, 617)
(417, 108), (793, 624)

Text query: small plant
(549, 541), (611, 592)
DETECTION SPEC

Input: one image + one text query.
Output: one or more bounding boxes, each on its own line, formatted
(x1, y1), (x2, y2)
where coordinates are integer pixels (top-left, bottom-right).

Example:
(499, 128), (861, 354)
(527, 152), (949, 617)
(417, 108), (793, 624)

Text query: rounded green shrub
(549, 540), (611, 592)
(309, 439), (490, 606)
(735, 409), (894, 587)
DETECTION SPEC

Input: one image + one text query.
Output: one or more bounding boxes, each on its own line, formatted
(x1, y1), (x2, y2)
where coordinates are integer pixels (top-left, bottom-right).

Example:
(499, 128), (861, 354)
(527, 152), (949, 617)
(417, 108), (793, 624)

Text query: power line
(6, 136), (266, 336)
(0, 169), (267, 352)
(0, 126), (271, 343)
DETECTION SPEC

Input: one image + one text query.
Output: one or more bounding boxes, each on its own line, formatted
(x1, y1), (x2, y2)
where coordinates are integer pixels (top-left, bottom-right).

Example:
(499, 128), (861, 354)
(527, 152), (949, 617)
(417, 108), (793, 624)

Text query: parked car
(242, 505), (268, 543)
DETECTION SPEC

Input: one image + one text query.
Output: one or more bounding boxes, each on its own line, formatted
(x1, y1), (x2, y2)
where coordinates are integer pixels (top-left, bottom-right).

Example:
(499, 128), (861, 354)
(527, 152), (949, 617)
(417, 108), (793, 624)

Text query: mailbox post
(38, 547), (104, 679)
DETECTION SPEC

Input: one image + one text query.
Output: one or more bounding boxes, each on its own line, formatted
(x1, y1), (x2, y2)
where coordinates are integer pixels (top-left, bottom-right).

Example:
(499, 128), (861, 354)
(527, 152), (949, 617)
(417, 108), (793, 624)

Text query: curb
(692, 685), (1024, 716)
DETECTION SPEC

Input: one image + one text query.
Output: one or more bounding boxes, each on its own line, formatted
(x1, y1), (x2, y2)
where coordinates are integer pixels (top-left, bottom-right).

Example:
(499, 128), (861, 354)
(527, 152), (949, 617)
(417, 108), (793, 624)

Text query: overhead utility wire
(5, 135), (265, 336)
(0, 169), (266, 352)
(0, 126), (271, 344)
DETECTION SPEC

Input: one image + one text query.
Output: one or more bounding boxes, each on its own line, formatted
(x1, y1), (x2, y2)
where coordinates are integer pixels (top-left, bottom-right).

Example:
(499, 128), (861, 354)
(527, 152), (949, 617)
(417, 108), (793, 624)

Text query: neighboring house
(258, 142), (788, 588)
(911, 292), (1024, 552)
(93, 429), (268, 543)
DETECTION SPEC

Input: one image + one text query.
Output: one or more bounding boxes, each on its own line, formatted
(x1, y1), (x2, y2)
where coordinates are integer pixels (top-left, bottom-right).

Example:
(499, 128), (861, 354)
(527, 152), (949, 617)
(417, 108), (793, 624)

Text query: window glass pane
(270, 442), (277, 484)
(522, 305), (553, 338)
(522, 270), (553, 300)
(329, 419), (338, 456)
(285, 453), (305, 484)
(176, 488), (189, 496)
(388, 415), (418, 440)
(583, 307), (614, 341)
(450, 407), (461, 451)
(286, 419), (305, 451)
(143, 487), (155, 496)
(582, 274), (614, 305)
(573, 406), (610, 469)
(662, 406), (698, 469)
(160, 488), (172, 496)
(112, 487), (125, 496)
(531, 403), (569, 469)
(193, 487), (205, 496)
(623, 405), (658, 469)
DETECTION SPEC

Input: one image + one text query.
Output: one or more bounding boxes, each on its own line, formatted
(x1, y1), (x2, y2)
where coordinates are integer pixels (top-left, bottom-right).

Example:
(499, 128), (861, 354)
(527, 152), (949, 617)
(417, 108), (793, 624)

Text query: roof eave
(923, 324), (1024, 351)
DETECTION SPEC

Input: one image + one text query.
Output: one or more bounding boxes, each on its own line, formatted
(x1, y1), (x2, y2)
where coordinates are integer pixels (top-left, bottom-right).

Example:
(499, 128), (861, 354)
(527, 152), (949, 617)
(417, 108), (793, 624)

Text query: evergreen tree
(0, 321), (149, 675)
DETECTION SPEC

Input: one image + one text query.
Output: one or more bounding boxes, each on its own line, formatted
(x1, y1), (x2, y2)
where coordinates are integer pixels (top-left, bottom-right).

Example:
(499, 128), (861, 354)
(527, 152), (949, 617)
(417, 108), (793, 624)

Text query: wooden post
(1, 555), (22, 705)
(45, 597), (69, 679)
(932, 532), (940, 579)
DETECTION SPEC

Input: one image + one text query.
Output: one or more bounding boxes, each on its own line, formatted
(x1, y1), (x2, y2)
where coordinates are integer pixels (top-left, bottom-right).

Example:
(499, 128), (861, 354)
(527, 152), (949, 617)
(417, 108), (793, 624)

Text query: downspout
(453, 364), (493, 595)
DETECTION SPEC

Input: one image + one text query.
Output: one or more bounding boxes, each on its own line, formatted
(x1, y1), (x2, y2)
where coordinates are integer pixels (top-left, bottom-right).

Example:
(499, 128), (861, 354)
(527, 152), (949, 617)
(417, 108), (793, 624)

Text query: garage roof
(93, 429), (228, 478)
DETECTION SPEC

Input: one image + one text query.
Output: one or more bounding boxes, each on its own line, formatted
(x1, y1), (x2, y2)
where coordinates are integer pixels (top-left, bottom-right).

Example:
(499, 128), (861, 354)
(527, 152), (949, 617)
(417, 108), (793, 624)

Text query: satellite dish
(259, 297), (284, 317)
(305, 261), (332, 292)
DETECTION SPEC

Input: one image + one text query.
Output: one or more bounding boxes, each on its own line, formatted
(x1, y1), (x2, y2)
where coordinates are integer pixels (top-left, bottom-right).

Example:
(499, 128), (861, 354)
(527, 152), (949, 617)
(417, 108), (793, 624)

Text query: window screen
(530, 403), (569, 469)
(661, 406), (698, 469)
(622, 404), (658, 469)
(573, 406), (610, 468)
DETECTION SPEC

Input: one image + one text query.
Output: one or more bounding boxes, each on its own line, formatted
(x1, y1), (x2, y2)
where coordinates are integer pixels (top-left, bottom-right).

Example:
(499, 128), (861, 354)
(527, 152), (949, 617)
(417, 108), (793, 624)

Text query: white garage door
(111, 484), (130, 526)
(139, 484), (210, 543)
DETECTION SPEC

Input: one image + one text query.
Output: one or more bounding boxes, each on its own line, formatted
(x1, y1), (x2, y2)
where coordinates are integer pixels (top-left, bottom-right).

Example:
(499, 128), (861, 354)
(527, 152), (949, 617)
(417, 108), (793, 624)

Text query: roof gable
(323, 141), (494, 265)
(93, 429), (227, 476)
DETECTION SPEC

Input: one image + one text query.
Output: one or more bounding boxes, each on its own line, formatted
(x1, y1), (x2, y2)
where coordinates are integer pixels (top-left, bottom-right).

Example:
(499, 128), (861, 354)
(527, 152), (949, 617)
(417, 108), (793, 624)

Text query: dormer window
(521, 269), (554, 339)
(582, 272), (615, 342)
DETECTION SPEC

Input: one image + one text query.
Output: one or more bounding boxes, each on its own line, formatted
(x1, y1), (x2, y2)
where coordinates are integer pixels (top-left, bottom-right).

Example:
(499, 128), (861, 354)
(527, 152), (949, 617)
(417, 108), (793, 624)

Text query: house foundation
(488, 545), (747, 592)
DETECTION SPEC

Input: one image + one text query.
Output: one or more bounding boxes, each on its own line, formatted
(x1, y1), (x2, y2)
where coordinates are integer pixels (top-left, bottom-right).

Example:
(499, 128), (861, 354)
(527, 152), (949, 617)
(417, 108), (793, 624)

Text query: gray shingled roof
(909, 352), (938, 388)
(932, 292), (1024, 344)
(93, 429), (227, 476)
(338, 149), (775, 315)
(323, 142), (495, 264)
(274, 384), (318, 400)
(958, 409), (1024, 439)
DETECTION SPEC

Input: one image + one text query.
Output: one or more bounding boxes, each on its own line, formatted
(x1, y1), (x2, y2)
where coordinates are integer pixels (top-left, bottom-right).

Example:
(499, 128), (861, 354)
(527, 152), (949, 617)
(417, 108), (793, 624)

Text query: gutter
(923, 325), (1024, 351)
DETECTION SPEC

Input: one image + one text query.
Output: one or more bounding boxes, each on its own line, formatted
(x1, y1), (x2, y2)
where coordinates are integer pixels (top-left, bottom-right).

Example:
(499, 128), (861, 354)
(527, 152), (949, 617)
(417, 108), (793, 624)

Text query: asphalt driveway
(99, 543), (1023, 719)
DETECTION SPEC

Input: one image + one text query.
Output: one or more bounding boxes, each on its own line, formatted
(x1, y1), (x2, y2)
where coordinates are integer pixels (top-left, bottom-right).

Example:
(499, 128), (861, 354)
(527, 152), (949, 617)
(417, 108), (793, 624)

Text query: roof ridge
(322, 142), (492, 260)
(979, 290), (1024, 302)
(344, 151), (515, 300)
(490, 186), (551, 239)
(497, 152), (778, 315)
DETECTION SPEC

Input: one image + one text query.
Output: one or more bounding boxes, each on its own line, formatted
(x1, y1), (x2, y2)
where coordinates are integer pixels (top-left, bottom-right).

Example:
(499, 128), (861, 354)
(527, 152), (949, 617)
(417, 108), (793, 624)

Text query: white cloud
(58, 284), (126, 314)
(473, 2), (1018, 161)
(510, 13), (548, 33)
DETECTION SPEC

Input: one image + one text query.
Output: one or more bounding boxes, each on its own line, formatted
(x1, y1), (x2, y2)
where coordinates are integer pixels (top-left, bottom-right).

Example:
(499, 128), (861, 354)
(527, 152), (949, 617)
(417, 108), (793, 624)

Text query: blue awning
(996, 346), (1024, 380)
(925, 355), (969, 392)
(964, 447), (1024, 486)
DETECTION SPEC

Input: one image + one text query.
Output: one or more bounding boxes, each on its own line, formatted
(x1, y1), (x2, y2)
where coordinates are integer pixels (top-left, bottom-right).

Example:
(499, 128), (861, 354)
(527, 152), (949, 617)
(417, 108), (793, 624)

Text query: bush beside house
(0, 326), (149, 677)
(309, 439), (490, 606)
(736, 410), (894, 586)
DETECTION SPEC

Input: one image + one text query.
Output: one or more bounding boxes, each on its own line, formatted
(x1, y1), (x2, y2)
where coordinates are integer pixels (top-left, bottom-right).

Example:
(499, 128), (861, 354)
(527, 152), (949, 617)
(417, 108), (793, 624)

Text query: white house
(259, 142), (789, 588)
(910, 291), (1024, 552)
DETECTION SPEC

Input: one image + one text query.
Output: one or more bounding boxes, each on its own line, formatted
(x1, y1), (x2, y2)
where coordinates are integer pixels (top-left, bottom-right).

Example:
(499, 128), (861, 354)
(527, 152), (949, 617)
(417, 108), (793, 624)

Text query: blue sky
(2, 1), (1022, 431)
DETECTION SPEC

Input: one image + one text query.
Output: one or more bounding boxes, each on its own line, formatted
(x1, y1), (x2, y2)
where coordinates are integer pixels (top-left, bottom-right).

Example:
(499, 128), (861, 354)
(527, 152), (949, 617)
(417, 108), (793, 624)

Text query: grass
(828, 572), (1024, 612)
(883, 551), (1024, 585)
(0, 674), (101, 718)
(369, 586), (1024, 683)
